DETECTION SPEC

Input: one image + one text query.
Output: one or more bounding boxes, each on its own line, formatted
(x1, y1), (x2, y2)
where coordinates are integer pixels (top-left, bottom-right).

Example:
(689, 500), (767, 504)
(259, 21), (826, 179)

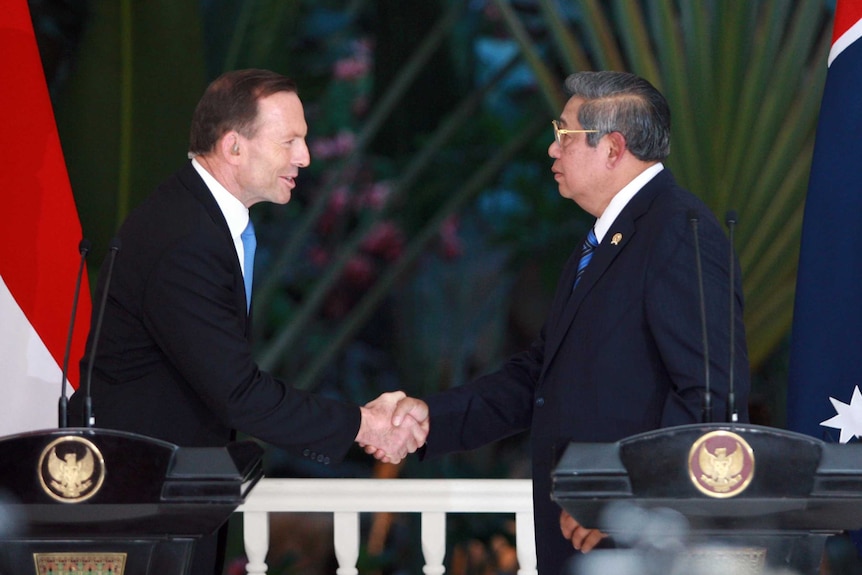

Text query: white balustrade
(236, 478), (536, 575)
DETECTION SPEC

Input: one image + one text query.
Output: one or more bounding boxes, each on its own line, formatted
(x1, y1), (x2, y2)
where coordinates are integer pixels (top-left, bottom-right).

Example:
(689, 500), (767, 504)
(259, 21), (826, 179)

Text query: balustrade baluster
(421, 511), (446, 574)
(515, 511), (538, 575)
(334, 511), (360, 575)
(243, 510), (269, 575)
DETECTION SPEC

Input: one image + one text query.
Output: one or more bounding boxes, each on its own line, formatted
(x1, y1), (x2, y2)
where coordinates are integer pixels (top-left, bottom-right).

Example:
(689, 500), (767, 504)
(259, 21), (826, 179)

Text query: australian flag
(787, 0), (862, 560)
(788, 1), (862, 443)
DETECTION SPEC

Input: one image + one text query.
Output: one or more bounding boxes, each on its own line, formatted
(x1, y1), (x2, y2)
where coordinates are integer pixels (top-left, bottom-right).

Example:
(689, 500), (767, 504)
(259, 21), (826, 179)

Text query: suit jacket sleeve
(645, 205), (748, 426)
(422, 325), (544, 456)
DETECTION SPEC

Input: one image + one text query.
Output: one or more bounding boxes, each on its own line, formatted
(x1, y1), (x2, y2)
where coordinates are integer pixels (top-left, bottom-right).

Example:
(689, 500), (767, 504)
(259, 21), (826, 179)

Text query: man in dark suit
(372, 71), (750, 574)
(68, 69), (427, 575)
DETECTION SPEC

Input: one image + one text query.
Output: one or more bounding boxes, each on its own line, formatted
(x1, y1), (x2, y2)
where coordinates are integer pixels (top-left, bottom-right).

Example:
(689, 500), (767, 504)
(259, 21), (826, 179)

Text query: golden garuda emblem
(688, 430), (754, 498)
(38, 436), (105, 503)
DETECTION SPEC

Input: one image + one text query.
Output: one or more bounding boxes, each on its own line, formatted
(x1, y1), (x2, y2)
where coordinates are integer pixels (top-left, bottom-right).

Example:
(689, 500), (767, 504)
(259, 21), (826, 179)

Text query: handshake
(355, 391), (430, 464)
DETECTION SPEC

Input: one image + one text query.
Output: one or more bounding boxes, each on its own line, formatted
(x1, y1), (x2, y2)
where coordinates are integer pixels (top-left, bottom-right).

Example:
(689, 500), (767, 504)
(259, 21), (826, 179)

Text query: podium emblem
(38, 436), (106, 503)
(688, 430), (754, 498)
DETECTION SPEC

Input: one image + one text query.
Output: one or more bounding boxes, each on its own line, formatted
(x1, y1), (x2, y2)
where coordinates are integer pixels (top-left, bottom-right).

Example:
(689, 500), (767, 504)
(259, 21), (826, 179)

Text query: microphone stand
(59, 239), (91, 428)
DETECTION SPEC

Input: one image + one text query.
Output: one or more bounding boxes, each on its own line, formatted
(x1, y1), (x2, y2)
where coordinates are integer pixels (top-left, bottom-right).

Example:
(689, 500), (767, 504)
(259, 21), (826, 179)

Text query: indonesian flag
(788, 1), (862, 442)
(0, 0), (92, 435)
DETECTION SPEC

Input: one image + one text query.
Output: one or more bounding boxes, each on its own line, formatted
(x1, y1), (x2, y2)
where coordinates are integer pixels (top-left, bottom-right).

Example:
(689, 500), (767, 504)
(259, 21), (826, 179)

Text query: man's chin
(272, 187), (293, 204)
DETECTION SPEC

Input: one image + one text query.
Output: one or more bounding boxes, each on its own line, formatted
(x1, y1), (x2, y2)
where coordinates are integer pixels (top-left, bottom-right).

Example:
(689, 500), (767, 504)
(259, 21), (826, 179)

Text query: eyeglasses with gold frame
(551, 120), (598, 145)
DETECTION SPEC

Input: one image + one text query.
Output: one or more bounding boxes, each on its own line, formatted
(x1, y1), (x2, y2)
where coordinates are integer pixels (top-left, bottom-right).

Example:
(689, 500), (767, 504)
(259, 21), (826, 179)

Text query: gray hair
(564, 71), (671, 161)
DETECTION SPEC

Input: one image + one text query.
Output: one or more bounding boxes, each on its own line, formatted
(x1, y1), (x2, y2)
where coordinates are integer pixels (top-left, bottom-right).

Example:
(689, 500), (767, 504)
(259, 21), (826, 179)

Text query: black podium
(552, 423), (862, 575)
(0, 428), (263, 575)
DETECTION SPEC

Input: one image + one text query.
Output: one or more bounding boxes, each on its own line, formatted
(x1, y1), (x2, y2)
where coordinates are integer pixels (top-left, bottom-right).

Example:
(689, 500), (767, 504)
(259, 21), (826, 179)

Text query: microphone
(688, 210), (711, 423)
(59, 238), (91, 428)
(83, 237), (122, 428)
(725, 210), (739, 423)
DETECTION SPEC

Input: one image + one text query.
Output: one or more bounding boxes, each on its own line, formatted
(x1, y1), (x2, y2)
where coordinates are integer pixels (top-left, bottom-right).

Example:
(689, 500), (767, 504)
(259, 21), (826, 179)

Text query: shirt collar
(191, 158), (249, 239)
(594, 162), (664, 242)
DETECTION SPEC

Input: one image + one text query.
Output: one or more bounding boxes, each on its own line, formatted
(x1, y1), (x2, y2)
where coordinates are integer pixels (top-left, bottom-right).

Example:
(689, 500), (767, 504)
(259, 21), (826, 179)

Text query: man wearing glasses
(371, 71), (750, 574)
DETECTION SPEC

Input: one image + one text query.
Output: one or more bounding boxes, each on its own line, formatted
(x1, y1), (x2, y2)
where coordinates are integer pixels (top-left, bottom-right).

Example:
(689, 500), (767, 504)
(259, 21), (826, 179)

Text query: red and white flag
(0, 0), (92, 435)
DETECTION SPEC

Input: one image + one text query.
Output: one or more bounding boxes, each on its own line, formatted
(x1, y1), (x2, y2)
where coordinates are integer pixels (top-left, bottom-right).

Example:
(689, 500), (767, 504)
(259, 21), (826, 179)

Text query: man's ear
(220, 132), (241, 163)
(604, 131), (627, 167)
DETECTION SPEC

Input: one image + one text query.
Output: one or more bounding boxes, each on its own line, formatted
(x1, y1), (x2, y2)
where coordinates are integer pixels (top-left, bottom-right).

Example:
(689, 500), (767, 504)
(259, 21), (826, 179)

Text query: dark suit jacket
(422, 169), (750, 575)
(69, 161), (360, 457)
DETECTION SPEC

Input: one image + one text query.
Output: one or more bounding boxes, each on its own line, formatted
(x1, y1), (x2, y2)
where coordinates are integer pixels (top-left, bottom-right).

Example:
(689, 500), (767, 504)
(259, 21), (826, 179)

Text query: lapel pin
(611, 232), (623, 245)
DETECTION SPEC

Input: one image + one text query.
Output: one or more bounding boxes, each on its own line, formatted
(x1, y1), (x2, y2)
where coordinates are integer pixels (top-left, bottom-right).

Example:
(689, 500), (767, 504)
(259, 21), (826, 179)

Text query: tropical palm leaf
(55, 0), (207, 257)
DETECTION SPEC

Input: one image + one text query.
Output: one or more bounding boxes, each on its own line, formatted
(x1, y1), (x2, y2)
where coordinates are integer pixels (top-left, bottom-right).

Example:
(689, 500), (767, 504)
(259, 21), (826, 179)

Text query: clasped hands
(355, 391), (429, 464)
(354, 392), (607, 554)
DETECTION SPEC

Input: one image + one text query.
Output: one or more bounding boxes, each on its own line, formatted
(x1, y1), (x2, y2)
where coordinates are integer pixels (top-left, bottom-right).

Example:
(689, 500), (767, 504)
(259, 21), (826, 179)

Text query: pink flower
(330, 186), (350, 212)
(308, 245), (330, 267)
(356, 182), (392, 211)
(311, 131), (356, 160)
(439, 215), (462, 259)
(334, 58), (369, 81)
(333, 39), (373, 81)
(343, 254), (376, 288)
(317, 187), (351, 234)
(361, 221), (405, 261)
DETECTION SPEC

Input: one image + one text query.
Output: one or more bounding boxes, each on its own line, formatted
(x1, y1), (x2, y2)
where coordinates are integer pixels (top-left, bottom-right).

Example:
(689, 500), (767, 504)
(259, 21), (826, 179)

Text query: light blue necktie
(573, 228), (598, 290)
(241, 219), (256, 311)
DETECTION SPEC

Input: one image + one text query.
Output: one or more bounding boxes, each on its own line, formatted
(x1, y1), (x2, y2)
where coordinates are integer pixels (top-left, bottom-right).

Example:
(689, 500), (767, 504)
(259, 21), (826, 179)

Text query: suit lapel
(541, 171), (671, 375)
(177, 162), (251, 324)
(546, 248), (582, 336)
(543, 217), (636, 368)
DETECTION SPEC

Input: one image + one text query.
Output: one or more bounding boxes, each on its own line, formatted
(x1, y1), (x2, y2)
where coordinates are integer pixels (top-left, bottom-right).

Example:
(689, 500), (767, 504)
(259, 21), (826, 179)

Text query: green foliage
(53, 0), (206, 261)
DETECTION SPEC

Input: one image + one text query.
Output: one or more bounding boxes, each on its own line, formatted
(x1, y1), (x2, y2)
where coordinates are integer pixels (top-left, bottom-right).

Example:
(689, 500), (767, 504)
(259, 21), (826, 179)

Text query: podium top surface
(551, 423), (862, 532)
(0, 427), (264, 536)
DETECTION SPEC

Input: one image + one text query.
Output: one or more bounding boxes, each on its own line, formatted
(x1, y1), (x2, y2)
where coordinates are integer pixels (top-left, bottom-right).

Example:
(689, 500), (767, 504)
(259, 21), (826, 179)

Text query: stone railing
(236, 478), (536, 575)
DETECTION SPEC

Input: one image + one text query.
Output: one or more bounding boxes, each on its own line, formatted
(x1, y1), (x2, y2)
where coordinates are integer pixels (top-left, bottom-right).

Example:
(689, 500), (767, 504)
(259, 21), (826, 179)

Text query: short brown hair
(188, 69), (298, 155)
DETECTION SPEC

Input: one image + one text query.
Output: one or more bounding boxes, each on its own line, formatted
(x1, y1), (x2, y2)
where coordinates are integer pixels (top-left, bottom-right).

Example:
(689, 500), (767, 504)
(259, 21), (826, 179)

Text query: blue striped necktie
(573, 228), (598, 290)
(241, 219), (256, 311)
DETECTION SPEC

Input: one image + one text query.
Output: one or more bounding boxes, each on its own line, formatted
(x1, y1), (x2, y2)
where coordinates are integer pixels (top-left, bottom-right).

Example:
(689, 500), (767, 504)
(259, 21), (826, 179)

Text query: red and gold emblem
(688, 430), (754, 498)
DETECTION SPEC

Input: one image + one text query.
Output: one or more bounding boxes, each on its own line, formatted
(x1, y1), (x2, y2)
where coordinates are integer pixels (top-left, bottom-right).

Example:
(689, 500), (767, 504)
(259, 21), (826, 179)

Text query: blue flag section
(787, 17), (862, 443)
(788, 6), (862, 562)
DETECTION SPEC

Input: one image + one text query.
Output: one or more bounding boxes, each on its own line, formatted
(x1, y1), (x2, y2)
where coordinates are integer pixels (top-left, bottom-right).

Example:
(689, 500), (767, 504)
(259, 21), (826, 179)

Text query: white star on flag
(820, 386), (862, 443)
